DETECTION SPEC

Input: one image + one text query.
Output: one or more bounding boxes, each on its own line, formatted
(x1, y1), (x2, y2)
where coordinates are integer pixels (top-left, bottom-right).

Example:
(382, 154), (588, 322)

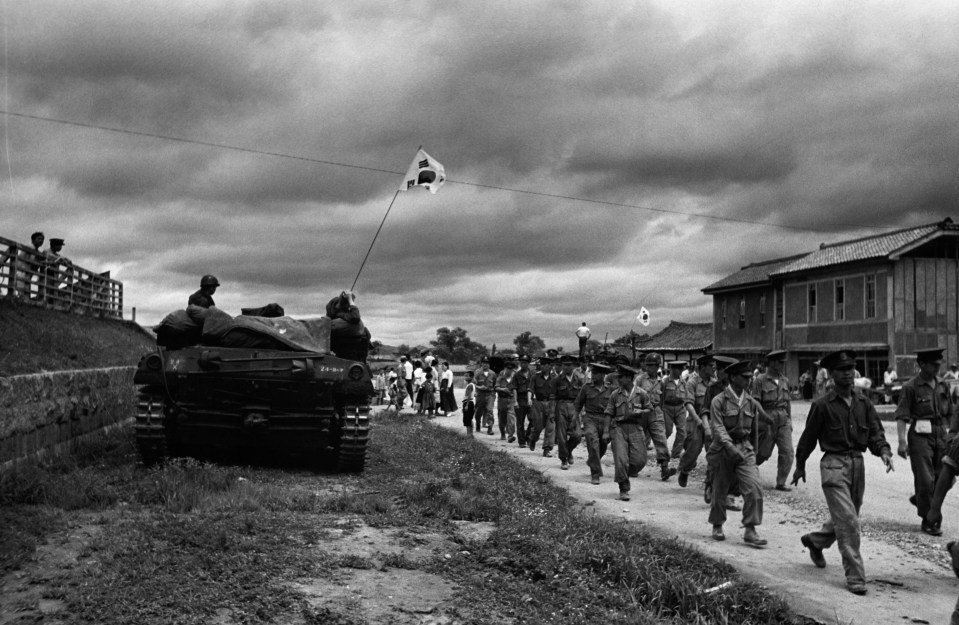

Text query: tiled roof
(771, 222), (948, 276)
(634, 321), (713, 351)
(702, 254), (807, 293)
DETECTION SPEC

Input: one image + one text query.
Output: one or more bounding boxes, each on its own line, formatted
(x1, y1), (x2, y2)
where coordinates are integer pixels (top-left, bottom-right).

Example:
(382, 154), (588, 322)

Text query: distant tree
(369, 340), (383, 356)
(395, 343), (411, 357)
(430, 327), (488, 364)
(613, 331), (649, 345)
(586, 339), (602, 353)
(513, 331), (546, 356)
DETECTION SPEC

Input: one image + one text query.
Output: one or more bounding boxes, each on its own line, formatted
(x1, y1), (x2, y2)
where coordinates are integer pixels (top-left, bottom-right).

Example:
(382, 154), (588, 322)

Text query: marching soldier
(575, 362), (614, 484)
(634, 353), (677, 481)
(707, 359), (769, 547)
(550, 354), (584, 470)
(512, 355), (533, 447)
(678, 354), (716, 487)
(793, 349), (894, 595)
(605, 365), (652, 501)
(662, 360), (692, 460)
(473, 357), (496, 435)
(527, 357), (556, 455)
(495, 360), (517, 441)
(896, 347), (958, 535)
(752, 350), (795, 491)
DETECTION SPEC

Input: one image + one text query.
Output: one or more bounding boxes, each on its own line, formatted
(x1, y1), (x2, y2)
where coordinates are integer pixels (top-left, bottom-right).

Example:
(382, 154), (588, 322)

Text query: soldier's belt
(663, 400), (684, 406)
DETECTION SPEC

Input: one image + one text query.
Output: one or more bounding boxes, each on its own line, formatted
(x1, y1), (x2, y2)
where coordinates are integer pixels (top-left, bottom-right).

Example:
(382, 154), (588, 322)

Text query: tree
(430, 327), (488, 364)
(513, 331), (546, 356)
(395, 343), (411, 357)
(369, 340), (383, 356)
(613, 331), (649, 345)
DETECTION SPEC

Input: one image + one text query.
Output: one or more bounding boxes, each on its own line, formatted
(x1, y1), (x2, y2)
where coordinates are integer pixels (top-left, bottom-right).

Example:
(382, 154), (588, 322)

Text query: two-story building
(702, 218), (959, 387)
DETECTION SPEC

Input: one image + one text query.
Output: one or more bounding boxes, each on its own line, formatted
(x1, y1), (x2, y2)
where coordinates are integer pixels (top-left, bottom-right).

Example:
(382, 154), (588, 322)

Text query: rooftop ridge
(817, 218), (948, 251)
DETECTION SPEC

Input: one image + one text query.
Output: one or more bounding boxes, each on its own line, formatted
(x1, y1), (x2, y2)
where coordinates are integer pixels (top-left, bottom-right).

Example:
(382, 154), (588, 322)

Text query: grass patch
(0, 412), (816, 624)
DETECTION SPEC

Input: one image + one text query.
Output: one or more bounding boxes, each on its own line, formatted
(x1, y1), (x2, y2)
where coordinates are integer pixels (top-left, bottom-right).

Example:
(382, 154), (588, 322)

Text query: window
(835, 279), (844, 321)
(808, 284), (817, 323)
(865, 275), (876, 318)
(721, 298), (727, 330)
(739, 297), (746, 329)
(760, 294), (766, 328)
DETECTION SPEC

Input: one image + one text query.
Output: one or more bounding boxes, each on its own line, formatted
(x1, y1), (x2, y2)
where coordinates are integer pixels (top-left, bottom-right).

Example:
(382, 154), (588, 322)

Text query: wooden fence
(0, 235), (123, 319)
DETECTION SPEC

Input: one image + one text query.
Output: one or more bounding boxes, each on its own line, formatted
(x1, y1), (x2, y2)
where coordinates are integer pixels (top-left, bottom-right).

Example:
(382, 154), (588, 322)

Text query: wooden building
(607, 321), (712, 366)
(702, 218), (959, 387)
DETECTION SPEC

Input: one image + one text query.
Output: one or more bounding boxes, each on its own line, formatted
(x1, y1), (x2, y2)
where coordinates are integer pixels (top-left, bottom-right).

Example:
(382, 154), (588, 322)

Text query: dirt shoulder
(431, 397), (959, 624)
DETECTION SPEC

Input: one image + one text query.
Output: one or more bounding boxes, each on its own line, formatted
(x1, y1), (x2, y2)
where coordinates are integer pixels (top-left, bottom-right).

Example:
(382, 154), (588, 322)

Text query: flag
(400, 148), (446, 194)
(637, 307), (650, 326)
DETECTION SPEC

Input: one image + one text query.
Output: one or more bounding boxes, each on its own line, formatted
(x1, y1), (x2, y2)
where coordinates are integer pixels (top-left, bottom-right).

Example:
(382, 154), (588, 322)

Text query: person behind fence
(189, 274), (219, 308)
(14, 231), (45, 298)
(44, 237), (71, 299)
(792, 348), (894, 596)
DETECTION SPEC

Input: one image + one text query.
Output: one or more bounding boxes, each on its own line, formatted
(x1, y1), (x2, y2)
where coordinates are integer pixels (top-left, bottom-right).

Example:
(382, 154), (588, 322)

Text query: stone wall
(0, 367), (136, 466)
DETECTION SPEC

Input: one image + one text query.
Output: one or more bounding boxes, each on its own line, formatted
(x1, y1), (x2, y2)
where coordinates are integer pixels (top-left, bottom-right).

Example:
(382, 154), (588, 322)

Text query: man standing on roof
(189, 275), (219, 309)
(752, 350), (795, 491)
(575, 322), (591, 359)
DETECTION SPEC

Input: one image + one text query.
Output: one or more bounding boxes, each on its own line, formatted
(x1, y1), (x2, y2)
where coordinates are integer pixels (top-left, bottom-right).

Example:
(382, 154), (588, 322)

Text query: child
(461, 370), (476, 436)
(420, 372), (438, 417)
(385, 378), (399, 414)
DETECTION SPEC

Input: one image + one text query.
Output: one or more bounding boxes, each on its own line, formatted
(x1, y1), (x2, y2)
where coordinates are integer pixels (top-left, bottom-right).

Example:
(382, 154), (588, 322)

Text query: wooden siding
(891, 257), (959, 365)
(846, 275), (864, 321)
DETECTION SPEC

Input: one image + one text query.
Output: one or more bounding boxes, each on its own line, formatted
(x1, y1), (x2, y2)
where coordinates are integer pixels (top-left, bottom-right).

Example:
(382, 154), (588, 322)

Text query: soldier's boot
(743, 526), (767, 548)
(660, 461), (677, 481)
(678, 472), (689, 488)
(466, 427), (474, 438)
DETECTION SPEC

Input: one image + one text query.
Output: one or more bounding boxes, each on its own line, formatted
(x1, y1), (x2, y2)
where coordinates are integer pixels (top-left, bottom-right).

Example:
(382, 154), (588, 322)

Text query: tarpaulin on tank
(200, 313), (331, 353)
(154, 309), (202, 349)
(240, 303), (285, 318)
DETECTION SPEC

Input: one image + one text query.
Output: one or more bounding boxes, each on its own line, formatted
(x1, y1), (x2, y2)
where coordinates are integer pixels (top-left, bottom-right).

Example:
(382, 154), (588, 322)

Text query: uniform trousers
(804, 453), (867, 587)
(679, 413), (707, 475)
(662, 404), (687, 459)
(528, 400), (555, 451)
(641, 409), (671, 464)
(496, 395), (516, 438)
(908, 424), (948, 519)
(554, 400), (582, 463)
(474, 393), (494, 430)
(757, 410), (795, 487)
(583, 414), (609, 479)
(515, 403), (530, 445)
(611, 420), (647, 493)
(707, 441), (763, 528)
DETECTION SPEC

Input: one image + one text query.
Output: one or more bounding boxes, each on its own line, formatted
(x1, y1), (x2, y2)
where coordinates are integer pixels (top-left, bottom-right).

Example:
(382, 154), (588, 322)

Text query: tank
(133, 313), (374, 472)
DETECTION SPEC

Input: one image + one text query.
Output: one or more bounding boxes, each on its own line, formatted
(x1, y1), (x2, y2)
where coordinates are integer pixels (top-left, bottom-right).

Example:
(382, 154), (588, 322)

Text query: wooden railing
(0, 235), (123, 319)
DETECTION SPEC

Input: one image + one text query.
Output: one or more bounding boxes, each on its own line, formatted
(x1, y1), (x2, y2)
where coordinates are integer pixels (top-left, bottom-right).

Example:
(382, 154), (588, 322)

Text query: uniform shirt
(796, 390), (891, 469)
(895, 375), (958, 427)
(473, 368), (496, 394)
(685, 371), (711, 415)
(701, 378), (727, 418)
(605, 386), (652, 423)
(510, 369), (531, 406)
(662, 376), (691, 407)
(550, 373), (582, 402)
(634, 372), (663, 418)
(530, 372), (552, 401)
(495, 372), (514, 398)
(751, 372), (792, 417)
(575, 381), (613, 417)
(710, 385), (763, 450)
(572, 367), (588, 386)
(188, 289), (215, 308)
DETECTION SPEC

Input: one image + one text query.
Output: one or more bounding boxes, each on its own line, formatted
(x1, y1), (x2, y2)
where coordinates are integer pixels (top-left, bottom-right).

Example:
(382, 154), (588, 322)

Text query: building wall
(711, 285), (775, 352)
(893, 256), (959, 372)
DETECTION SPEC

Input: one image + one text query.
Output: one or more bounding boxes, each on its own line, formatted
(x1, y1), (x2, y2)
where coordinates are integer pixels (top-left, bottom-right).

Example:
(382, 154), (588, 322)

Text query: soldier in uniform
(575, 362), (614, 485)
(678, 354), (716, 488)
(662, 360), (692, 460)
(528, 357), (556, 456)
(707, 359), (769, 547)
(793, 349), (894, 596)
(473, 357), (497, 435)
(634, 353), (677, 481)
(752, 350), (795, 491)
(550, 354), (584, 470)
(702, 355), (739, 508)
(896, 347), (958, 535)
(495, 360), (517, 442)
(512, 355), (533, 447)
(605, 365), (653, 501)
(188, 275), (219, 308)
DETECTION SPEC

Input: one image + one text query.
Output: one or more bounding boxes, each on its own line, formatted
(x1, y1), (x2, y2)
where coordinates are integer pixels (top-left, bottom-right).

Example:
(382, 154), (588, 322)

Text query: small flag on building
(637, 307), (650, 326)
(400, 148), (446, 194)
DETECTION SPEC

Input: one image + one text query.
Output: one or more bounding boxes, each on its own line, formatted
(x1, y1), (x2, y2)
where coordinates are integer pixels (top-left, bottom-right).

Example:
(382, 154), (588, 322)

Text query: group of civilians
(373, 355), (457, 417)
(7, 231), (71, 301)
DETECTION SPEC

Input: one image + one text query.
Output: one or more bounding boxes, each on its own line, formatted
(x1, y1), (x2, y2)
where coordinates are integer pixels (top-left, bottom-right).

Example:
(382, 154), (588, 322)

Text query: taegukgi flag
(637, 307), (650, 326)
(400, 149), (446, 194)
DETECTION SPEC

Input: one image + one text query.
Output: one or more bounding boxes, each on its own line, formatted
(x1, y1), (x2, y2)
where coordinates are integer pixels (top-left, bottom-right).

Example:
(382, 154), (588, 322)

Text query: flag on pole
(637, 307), (650, 326)
(400, 148), (446, 194)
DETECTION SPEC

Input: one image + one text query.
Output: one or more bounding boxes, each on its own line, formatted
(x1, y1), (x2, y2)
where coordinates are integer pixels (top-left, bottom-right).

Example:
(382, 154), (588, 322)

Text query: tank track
(134, 387), (172, 466)
(336, 404), (371, 473)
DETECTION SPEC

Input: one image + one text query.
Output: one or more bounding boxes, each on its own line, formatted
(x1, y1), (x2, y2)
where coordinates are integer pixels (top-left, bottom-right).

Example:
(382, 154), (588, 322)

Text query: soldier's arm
(895, 384), (914, 457)
(573, 385), (587, 413)
(709, 394), (735, 452)
(794, 402), (825, 470)
(865, 398), (892, 458)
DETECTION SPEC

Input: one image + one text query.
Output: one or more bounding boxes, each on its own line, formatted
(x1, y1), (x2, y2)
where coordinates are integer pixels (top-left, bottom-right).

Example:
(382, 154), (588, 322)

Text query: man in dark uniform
(512, 355), (533, 447)
(495, 360), (517, 442)
(528, 357), (555, 455)
(896, 347), (958, 535)
(473, 357), (496, 435)
(707, 359), (769, 547)
(576, 362), (614, 485)
(678, 354), (716, 488)
(634, 353), (677, 481)
(702, 355), (739, 508)
(550, 354), (583, 470)
(605, 365), (652, 501)
(752, 350), (795, 491)
(793, 349), (894, 596)
(661, 360), (691, 460)
(188, 274), (219, 308)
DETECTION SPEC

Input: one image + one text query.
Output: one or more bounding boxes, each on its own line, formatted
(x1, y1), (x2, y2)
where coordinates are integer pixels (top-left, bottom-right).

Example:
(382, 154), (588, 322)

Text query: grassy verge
(0, 412), (815, 624)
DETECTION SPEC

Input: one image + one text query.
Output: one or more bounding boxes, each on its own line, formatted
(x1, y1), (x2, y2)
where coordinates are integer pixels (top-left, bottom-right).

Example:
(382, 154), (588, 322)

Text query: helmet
(644, 353), (663, 366)
(200, 274), (220, 287)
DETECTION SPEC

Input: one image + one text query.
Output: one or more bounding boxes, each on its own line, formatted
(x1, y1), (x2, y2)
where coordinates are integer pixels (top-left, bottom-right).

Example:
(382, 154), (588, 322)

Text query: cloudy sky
(1, 1), (958, 350)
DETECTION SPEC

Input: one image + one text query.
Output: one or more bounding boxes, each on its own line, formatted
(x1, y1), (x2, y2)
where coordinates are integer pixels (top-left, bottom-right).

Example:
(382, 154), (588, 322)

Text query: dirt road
(429, 398), (958, 624)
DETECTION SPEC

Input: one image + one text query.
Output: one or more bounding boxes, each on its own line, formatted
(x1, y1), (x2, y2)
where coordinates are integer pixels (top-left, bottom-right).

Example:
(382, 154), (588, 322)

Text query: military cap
(916, 348), (945, 364)
(819, 350), (857, 370)
(644, 352), (663, 366)
(666, 360), (686, 369)
(590, 362), (612, 374)
(560, 354), (576, 364)
(479, 356), (490, 364)
(765, 350), (787, 361)
(616, 364), (637, 378)
(517, 354), (531, 363)
(713, 355), (737, 367)
(696, 354), (716, 367)
(546, 348), (559, 358)
(723, 360), (753, 377)
(49, 238), (65, 246)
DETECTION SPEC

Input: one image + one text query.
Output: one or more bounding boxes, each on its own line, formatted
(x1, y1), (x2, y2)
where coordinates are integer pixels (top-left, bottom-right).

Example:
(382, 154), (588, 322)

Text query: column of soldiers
(455, 345), (959, 597)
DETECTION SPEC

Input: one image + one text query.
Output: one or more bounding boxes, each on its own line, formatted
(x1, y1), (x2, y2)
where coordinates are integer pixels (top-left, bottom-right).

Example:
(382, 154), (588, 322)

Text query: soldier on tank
(189, 275), (219, 308)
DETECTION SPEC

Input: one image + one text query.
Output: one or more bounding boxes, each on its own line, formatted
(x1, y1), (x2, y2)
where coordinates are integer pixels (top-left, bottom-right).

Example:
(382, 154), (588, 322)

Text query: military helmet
(200, 274), (220, 287)
(644, 352), (663, 366)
